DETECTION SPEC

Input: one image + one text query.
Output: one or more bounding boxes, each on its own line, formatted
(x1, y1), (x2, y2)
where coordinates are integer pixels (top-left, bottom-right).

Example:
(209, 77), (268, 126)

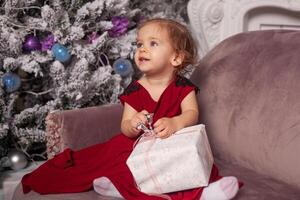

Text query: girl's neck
(143, 73), (175, 86)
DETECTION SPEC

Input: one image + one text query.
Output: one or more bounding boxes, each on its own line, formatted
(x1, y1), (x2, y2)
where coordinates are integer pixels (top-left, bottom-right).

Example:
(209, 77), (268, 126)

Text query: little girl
(22, 18), (240, 200)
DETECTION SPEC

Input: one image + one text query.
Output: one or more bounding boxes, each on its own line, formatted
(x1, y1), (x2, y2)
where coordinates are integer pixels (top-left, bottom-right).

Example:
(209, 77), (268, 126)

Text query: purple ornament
(23, 35), (41, 52)
(87, 32), (99, 44)
(108, 16), (129, 38)
(41, 34), (55, 51)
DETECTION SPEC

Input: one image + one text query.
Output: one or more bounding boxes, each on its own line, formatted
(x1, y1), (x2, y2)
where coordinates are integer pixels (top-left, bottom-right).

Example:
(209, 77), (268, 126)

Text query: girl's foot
(200, 176), (239, 200)
(93, 176), (123, 198)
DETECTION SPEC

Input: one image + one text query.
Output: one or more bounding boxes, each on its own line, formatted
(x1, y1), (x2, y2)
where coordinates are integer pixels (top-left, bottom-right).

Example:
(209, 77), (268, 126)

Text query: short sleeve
(119, 81), (142, 111)
(175, 76), (200, 103)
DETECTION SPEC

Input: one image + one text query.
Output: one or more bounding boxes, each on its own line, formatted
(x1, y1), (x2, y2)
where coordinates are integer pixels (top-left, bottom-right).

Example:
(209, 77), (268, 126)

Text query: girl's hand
(153, 117), (178, 139)
(130, 110), (149, 133)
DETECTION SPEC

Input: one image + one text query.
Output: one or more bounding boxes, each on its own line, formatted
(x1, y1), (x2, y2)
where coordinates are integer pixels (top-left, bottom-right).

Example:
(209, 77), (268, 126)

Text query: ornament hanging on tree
(51, 43), (71, 63)
(2, 72), (21, 93)
(7, 149), (28, 171)
(41, 34), (55, 51)
(23, 35), (41, 52)
(113, 58), (133, 77)
(108, 16), (130, 38)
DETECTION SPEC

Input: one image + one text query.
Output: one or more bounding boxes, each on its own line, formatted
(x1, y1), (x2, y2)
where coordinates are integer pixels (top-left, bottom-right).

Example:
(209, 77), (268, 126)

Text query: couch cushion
(215, 158), (300, 200)
(191, 30), (300, 189)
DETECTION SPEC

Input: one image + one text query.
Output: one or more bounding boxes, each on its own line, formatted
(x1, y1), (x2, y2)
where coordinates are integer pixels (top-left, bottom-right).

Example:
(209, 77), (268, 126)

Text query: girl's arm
(172, 90), (199, 130)
(154, 91), (199, 138)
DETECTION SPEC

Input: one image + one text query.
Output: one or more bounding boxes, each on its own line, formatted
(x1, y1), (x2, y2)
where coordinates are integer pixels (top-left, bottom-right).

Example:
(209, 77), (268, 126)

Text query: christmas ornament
(2, 72), (21, 93)
(113, 58), (133, 77)
(7, 149), (28, 171)
(23, 35), (41, 52)
(51, 43), (71, 63)
(87, 32), (100, 44)
(41, 34), (55, 51)
(108, 16), (129, 38)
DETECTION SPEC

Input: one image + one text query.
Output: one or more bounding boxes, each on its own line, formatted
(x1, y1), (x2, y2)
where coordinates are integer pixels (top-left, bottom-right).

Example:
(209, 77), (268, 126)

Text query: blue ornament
(51, 43), (71, 63)
(2, 72), (21, 93)
(113, 58), (133, 77)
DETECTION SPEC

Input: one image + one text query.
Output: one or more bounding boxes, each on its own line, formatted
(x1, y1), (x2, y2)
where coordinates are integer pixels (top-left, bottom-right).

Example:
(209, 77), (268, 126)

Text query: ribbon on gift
(132, 115), (171, 199)
(134, 135), (171, 199)
(133, 113), (156, 147)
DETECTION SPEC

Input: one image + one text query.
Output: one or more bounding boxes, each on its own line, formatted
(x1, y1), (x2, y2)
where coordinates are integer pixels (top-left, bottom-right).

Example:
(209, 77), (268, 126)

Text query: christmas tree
(0, 0), (188, 170)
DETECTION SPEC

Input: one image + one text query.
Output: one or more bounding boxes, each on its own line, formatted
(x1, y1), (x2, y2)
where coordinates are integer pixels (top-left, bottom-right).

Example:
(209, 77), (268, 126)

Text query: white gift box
(126, 124), (214, 194)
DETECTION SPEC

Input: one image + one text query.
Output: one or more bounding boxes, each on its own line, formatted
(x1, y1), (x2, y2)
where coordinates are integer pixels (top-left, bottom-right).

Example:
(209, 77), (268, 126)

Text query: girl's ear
(170, 51), (184, 67)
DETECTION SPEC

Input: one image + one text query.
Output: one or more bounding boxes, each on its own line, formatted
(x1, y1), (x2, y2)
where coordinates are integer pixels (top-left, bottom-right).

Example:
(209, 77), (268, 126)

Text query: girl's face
(134, 23), (182, 77)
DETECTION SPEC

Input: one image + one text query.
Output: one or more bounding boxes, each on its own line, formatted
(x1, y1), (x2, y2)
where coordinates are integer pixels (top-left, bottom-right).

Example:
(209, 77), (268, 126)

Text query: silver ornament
(7, 149), (28, 171)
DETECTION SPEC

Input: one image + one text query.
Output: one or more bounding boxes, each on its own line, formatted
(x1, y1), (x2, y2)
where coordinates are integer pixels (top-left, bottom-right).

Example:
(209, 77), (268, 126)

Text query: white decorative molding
(188, 0), (300, 57)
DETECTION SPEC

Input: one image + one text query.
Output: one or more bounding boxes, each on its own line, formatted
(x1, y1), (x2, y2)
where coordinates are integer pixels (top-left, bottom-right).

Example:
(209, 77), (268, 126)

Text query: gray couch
(13, 30), (300, 199)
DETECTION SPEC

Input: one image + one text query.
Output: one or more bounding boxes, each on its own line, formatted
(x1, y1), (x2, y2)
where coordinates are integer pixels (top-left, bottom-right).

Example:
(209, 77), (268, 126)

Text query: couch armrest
(46, 103), (123, 158)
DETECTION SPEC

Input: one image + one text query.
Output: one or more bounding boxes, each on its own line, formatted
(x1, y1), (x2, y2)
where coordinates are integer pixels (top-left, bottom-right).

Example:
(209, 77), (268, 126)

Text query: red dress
(22, 76), (221, 200)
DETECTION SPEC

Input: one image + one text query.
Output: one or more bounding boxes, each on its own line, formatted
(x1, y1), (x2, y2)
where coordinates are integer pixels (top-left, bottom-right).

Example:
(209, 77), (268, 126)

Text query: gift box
(126, 124), (214, 194)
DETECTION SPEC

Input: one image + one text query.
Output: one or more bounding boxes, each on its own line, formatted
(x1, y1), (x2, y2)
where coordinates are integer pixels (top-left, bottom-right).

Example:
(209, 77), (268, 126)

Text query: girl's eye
(150, 41), (158, 47)
(136, 42), (143, 48)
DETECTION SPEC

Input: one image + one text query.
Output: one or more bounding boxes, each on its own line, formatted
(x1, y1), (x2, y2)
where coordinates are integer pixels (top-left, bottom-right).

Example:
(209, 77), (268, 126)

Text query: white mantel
(188, 0), (300, 57)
